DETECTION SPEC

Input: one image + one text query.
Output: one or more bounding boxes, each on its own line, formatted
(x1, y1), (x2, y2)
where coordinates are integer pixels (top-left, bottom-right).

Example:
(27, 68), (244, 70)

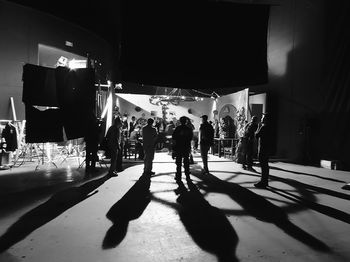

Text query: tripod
(35, 142), (58, 171)
(13, 143), (41, 167)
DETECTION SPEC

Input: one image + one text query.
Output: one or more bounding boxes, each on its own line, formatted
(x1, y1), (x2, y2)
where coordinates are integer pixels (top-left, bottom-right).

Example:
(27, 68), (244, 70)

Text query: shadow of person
(175, 178), (239, 262)
(269, 166), (346, 183)
(174, 179), (188, 195)
(206, 170), (350, 225)
(0, 175), (110, 253)
(102, 173), (151, 249)
(193, 172), (331, 253)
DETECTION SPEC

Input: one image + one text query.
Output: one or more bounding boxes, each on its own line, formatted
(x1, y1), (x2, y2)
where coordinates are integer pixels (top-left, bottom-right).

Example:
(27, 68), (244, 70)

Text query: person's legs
(200, 144), (210, 173)
(175, 154), (182, 180)
(116, 144), (123, 171)
(143, 147), (150, 173)
(137, 143), (144, 159)
(144, 147), (155, 173)
(255, 152), (269, 187)
(183, 151), (190, 178)
(246, 140), (254, 169)
(149, 148), (155, 172)
(123, 141), (128, 158)
(260, 154), (269, 184)
(108, 149), (118, 175)
(91, 144), (98, 169)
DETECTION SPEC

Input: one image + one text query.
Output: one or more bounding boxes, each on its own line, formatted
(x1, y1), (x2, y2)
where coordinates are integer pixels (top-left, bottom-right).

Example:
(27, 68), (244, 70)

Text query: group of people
(171, 113), (271, 188)
(102, 111), (271, 189)
(235, 114), (271, 188)
(166, 115), (213, 181)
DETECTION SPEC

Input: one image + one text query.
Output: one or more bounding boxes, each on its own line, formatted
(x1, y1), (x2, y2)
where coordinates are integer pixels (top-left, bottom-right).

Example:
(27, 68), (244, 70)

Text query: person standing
(243, 116), (259, 171)
(234, 119), (247, 165)
(142, 118), (158, 175)
(129, 116), (137, 136)
(85, 113), (99, 174)
(106, 116), (122, 177)
(121, 114), (129, 159)
(186, 117), (195, 165)
(172, 116), (193, 181)
(254, 113), (271, 188)
(199, 115), (214, 174)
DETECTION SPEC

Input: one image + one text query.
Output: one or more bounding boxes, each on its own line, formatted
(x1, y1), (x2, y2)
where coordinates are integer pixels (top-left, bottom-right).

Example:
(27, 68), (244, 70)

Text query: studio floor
(0, 151), (349, 262)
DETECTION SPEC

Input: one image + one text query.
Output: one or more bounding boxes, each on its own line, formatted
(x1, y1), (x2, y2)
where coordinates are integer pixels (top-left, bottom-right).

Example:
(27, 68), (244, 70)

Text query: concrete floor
(0, 152), (349, 262)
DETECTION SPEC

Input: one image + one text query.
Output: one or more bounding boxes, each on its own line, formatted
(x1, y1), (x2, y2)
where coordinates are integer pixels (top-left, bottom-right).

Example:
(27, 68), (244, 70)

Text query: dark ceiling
(6, 0), (271, 95)
(5, 0), (120, 44)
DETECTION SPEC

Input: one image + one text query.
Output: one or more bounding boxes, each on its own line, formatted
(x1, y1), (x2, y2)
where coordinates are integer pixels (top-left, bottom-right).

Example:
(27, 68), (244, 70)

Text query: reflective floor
(0, 152), (349, 262)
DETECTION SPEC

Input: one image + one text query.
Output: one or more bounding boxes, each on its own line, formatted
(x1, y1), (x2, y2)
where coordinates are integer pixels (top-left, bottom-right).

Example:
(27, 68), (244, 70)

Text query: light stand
(35, 142), (58, 171)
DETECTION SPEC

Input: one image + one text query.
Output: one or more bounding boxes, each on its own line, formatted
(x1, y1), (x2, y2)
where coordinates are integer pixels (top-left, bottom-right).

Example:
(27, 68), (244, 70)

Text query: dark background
(6, 0), (270, 90)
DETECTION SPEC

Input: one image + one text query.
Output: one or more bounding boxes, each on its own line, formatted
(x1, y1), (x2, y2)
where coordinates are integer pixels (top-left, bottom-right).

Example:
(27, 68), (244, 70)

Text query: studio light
(149, 88), (202, 106)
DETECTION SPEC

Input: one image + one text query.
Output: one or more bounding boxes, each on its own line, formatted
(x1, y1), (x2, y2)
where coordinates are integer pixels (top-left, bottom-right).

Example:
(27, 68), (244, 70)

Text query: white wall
(214, 88), (249, 120)
(249, 93), (266, 113)
(116, 94), (213, 130)
(117, 89), (248, 130)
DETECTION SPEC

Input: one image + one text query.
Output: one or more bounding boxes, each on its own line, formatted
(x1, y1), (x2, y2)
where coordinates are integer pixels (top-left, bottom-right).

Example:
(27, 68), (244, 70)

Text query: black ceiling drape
(120, 0), (270, 90)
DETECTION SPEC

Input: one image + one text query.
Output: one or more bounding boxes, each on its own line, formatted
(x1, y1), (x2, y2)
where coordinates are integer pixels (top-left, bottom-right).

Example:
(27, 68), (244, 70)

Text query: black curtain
(25, 105), (64, 143)
(22, 65), (95, 143)
(22, 64), (58, 107)
(55, 67), (96, 139)
(319, 1), (350, 169)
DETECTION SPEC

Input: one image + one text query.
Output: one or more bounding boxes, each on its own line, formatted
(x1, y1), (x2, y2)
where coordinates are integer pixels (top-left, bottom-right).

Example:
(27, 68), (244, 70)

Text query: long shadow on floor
(269, 166), (346, 183)
(0, 168), (107, 218)
(0, 174), (110, 253)
(175, 178), (239, 262)
(202, 170), (350, 226)
(209, 169), (350, 203)
(191, 172), (331, 253)
(102, 172), (151, 249)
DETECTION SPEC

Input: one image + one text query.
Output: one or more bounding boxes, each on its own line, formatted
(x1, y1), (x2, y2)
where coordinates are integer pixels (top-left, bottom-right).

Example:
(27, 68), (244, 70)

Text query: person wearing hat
(254, 113), (271, 188)
(199, 115), (214, 174)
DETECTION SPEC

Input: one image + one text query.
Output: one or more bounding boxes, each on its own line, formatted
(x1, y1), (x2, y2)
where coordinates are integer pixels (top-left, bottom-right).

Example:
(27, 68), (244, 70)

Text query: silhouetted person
(129, 116), (137, 136)
(85, 113), (99, 174)
(254, 113), (271, 188)
(186, 117), (195, 165)
(243, 115), (259, 171)
(172, 116), (193, 181)
(142, 118), (158, 175)
(106, 116), (122, 177)
(199, 115), (214, 174)
(130, 125), (144, 159)
(121, 114), (129, 159)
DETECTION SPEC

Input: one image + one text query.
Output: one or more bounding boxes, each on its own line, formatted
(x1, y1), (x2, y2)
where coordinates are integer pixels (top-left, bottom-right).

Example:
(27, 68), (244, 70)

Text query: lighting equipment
(210, 92), (220, 100)
(149, 88), (203, 106)
(57, 56), (68, 67)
